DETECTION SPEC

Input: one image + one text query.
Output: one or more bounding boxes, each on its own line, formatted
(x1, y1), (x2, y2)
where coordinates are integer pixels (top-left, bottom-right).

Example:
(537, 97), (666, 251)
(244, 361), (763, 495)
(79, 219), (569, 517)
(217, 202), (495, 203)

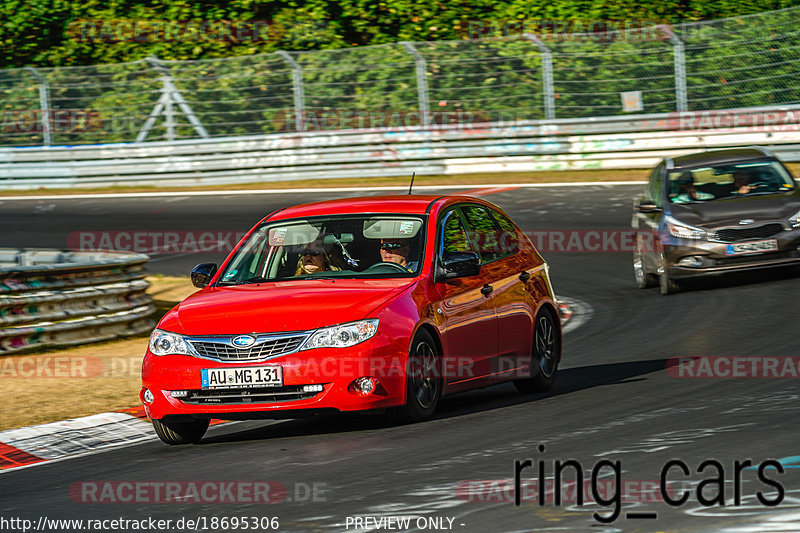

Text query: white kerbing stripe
(558, 296), (593, 334)
(0, 412), (154, 461)
(0, 181), (646, 201)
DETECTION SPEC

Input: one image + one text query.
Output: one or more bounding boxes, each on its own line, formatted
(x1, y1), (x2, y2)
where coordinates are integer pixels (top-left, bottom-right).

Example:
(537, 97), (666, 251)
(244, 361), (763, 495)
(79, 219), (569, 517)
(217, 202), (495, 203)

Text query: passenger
(671, 174), (713, 203)
(732, 169), (752, 195)
(294, 238), (342, 275)
(380, 238), (418, 272)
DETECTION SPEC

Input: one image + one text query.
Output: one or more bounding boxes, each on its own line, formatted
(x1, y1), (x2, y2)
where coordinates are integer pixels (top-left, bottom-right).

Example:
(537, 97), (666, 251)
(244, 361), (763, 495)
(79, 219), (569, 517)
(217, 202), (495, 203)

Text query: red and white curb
(0, 406), (232, 473)
(557, 295), (593, 334)
(0, 408), (154, 472)
(0, 297), (591, 473)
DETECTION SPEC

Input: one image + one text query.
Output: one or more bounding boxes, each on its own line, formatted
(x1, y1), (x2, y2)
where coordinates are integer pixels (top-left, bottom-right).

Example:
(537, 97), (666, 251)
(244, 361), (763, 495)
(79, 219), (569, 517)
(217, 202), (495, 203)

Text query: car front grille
(180, 385), (321, 405)
(712, 223), (784, 243)
(187, 334), (308, 362)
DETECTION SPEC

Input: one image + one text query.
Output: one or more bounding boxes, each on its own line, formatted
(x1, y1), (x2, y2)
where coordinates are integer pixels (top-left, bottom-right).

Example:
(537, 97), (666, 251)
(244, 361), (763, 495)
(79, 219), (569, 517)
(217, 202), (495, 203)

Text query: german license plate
(201, 366), (283, 389)
(725, 239), (779, 256)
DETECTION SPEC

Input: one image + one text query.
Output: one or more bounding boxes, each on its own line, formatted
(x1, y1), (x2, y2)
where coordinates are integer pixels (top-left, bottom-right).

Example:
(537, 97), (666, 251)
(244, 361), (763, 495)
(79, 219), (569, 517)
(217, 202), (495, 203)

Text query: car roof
(266, 195), (460, 221)
(669, 147), (774, 170)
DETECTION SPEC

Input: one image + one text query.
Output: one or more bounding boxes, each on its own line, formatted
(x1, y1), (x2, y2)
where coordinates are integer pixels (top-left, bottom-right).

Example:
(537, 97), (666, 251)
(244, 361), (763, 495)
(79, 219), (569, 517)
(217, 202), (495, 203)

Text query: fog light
(169, 390), (188, 398)
(678, 256), (704, 267)
(143, 389), (154, 404)
(302, 384), (324, 393)
(351, 377), (378, 396)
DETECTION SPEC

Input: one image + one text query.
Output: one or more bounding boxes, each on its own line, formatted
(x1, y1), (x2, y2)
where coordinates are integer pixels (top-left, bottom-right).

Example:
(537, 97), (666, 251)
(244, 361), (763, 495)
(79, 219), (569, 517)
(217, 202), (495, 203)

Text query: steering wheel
(363, 261), (410, 273)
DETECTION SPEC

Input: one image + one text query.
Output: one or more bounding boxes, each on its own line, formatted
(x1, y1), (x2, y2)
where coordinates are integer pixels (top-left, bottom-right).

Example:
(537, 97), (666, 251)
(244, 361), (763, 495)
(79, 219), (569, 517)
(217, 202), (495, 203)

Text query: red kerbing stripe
(0, 443), (45, 469)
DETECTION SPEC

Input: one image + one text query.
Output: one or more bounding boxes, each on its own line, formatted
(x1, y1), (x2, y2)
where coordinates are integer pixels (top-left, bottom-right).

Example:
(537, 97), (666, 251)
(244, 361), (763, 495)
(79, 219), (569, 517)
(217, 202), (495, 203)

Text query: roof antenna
(408, 172), (416, 195)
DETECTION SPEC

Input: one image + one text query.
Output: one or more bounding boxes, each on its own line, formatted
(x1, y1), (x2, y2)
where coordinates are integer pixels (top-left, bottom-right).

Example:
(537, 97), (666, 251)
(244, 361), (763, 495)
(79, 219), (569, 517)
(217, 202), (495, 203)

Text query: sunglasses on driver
(299, 248), (324, 257)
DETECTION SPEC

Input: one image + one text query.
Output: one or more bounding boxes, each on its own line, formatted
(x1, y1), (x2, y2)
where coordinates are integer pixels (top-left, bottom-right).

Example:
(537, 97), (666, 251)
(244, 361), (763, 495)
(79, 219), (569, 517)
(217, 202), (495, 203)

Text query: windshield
(668, 160), (796, 204)
(217, 214), (426, 284)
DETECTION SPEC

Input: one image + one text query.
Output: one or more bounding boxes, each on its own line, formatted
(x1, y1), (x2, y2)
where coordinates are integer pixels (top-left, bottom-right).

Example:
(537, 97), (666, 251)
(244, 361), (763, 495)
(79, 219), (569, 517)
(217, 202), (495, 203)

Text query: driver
(380, 238), (418, 272)
(732, 169), (752, 195)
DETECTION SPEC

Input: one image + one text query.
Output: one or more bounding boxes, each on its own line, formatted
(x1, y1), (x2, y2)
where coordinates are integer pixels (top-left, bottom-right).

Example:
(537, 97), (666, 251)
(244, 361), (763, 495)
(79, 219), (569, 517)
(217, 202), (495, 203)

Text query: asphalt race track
(1, 184), (799, 533)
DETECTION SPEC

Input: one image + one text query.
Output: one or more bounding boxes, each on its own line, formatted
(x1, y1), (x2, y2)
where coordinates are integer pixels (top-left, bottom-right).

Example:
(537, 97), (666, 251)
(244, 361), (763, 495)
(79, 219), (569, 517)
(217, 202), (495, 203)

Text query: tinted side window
(489, 210), (520, 254)
(461, 205), (505, 263)
(440, 209), (473, 255)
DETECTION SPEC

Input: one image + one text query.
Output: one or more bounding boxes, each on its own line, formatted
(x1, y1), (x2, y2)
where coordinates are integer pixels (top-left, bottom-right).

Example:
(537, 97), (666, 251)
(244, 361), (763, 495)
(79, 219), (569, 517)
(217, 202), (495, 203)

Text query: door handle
(519, 271), (531, 282)
(481, 284), (494, 295)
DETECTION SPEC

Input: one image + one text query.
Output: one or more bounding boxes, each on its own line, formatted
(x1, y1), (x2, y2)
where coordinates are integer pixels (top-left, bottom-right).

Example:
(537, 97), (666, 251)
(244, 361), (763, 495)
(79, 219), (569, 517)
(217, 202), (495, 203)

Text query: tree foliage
(2, 0), (799, 68)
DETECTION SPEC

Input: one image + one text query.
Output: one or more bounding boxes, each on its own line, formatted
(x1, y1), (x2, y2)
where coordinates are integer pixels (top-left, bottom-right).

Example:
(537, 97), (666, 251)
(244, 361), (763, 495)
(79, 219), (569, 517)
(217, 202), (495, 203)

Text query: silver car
(632, 147), (800, 294)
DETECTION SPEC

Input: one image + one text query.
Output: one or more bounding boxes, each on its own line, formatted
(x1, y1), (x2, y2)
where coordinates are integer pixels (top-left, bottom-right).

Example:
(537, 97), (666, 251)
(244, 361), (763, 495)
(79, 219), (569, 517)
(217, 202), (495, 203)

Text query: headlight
(149, 329), (192, 356)
(301, 319), (379, 350)
(789, 208), (800, 228)
(665, 216), (706, 240)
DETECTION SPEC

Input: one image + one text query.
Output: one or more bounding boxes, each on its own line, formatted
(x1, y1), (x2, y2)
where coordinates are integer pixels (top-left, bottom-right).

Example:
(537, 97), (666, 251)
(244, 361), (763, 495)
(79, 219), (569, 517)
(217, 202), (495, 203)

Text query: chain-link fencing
(1, 6), (799, 147)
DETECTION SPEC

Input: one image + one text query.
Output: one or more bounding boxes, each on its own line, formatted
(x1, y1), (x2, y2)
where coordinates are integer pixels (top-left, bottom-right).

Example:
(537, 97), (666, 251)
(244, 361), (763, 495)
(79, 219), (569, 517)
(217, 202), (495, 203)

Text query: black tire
(633, 245), (657, 289)
(152, 418), (209, 445)
(389, 329), (441, 424)
(514, 308), (561, 394)
(659, 261), (680, 295)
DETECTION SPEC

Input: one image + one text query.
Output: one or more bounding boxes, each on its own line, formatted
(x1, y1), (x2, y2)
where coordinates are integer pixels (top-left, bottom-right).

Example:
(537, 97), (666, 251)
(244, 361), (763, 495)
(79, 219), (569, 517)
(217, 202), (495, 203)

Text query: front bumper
(141, 335), (407, 420)
(664, 228), (800, 279)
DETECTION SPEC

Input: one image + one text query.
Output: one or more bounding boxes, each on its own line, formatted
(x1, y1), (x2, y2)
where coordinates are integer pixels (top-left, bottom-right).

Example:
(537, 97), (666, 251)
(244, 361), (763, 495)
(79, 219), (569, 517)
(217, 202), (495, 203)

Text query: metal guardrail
(0, 249), (155, 354)
(1, 105), (800, 189)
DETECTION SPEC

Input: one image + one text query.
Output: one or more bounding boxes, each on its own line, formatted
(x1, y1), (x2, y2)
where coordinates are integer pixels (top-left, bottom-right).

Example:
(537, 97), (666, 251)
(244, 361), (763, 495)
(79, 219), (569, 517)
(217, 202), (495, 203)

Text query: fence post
(24, 67), (51, 146)
(137, 56), (209, 142)
(522, 34), (556, 120)
(276, 51), (306, 132)
(659, 25), (688, 113)
(400, 42), (431, 127)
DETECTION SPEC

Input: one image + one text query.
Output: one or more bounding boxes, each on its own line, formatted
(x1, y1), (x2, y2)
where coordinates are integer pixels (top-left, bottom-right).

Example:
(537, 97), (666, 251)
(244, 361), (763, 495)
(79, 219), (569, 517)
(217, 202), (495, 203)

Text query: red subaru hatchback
(141, 195), (561, 444)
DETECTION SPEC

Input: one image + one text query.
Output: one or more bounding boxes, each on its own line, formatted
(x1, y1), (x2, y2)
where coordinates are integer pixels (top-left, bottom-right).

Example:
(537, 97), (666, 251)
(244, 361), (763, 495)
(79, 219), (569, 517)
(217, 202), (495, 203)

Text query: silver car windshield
(668, 161), (796, 204)
(217, 215), (425, 284)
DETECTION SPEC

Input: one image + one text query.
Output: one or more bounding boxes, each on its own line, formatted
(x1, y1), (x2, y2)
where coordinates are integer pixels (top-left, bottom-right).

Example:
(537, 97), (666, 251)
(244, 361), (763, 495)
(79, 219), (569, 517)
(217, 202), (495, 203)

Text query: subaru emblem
(231, 335), (256, 349)
(739, 219), (755, 225)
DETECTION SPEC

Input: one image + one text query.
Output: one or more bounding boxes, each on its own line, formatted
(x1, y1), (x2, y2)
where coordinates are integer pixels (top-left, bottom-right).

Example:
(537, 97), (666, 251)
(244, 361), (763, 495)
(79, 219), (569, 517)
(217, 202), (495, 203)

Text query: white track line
(0, 181), (646, 201)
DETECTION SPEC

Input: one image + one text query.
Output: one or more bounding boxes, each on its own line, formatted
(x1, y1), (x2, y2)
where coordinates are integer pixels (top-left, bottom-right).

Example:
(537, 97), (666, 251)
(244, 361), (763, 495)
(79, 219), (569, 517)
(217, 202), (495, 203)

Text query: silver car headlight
(665, 216), (706, 240)
(149, 329), (192, 356)
(789, 208), (800, 228)
(301, 319), (379, 350)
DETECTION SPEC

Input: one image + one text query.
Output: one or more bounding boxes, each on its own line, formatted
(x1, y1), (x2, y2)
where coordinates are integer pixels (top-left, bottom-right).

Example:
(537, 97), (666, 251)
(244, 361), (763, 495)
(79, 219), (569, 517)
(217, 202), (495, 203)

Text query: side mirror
(636, 202), (663, 214)
(191, 263), (218, 288)
(441, 251), (480, 280)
